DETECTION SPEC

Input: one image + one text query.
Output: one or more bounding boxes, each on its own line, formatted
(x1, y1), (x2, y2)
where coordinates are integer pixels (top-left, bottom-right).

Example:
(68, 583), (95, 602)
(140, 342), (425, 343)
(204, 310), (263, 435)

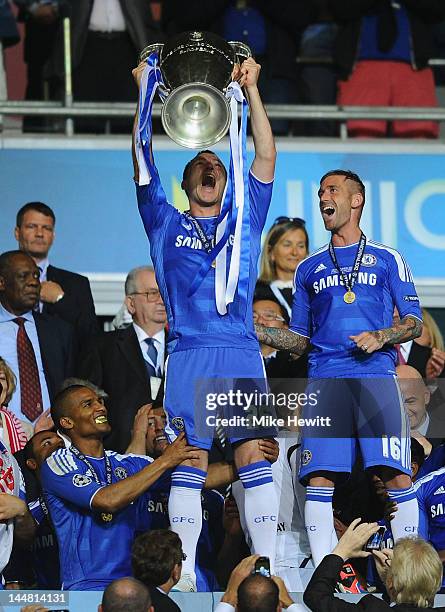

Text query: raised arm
(92, 434), (199, 513)
(256, 324), (310, 355)
(237, 58), (276, 182)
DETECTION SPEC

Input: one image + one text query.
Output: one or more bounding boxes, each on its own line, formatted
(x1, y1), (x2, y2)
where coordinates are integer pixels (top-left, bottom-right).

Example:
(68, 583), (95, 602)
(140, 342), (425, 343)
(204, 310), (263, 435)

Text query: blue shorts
(164, 346), (276, 450)
(299, 376), (411, 483)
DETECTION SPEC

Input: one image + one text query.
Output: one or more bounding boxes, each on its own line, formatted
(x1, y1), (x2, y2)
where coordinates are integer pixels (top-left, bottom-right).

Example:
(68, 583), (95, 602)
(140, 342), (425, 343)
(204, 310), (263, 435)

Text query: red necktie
(395, 344), (406, 366)
(13, 317), (43, 421)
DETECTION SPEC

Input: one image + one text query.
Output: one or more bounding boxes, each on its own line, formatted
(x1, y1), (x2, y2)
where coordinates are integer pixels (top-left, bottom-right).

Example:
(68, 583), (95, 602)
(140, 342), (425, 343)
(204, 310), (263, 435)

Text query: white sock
(168, 466), (206, 580)
(387, 486), (419, 540)
(305, 486), (336, 566)
(239, 461), (278, 574)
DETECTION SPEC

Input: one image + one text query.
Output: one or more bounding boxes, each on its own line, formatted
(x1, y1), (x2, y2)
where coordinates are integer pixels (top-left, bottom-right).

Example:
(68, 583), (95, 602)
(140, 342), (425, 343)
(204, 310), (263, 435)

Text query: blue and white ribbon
(136, 53), (166, 186)
(215, 82), (249, 315)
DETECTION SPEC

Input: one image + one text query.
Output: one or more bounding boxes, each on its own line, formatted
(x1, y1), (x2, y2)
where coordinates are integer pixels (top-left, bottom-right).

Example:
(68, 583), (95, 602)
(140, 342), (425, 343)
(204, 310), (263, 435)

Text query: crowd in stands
(1, 0), (445, 136)
(0, 199), (445, 607)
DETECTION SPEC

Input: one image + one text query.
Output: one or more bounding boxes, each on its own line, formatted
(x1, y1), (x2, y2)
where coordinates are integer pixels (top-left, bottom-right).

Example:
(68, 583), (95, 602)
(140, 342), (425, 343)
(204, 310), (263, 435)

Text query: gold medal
(344, 291), (356, 304)
(101, 512), (113, 522)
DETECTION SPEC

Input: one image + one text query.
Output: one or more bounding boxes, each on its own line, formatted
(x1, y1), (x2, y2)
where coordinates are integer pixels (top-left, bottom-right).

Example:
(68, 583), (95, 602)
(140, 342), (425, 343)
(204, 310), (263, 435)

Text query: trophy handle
(139, 43), (164, 63)
(228, 41), (252, 64)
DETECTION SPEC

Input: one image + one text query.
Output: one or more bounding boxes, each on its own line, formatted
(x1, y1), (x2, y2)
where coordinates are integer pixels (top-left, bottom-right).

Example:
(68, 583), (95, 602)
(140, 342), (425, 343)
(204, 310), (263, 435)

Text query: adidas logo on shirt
(314, 263), (327, 274)
(433, 486), (445, 495)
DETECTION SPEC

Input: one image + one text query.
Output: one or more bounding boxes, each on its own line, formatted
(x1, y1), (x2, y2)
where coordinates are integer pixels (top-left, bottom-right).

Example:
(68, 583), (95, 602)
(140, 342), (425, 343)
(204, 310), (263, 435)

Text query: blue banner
(1, 140), (444, 280)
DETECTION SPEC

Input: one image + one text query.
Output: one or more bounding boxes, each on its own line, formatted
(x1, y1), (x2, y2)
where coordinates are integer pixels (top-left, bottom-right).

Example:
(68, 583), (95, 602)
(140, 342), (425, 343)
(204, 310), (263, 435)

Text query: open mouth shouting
(202, 173), (216, 190)
(321, 204), (336, 218)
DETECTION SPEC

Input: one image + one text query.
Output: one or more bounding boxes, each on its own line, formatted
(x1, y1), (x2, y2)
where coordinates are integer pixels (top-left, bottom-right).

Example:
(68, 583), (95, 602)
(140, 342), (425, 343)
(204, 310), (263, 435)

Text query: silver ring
(362, 345), (368, 352)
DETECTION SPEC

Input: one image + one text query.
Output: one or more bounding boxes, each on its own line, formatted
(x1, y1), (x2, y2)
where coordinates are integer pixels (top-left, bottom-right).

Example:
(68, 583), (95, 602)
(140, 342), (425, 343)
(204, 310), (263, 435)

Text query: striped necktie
(144, 337), (160, 377)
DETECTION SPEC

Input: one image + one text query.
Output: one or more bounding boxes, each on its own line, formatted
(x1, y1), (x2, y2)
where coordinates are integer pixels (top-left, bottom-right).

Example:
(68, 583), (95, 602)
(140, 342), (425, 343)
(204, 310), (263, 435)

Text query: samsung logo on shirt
(313, 272), (377, 294)
(174, 234), (235, 249)
(430, 503), (445, 518)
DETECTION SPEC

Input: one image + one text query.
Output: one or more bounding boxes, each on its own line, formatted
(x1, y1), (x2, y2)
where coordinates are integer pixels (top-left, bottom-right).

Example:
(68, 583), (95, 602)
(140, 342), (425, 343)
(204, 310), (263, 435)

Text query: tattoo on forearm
(255, 325), (309, 355)
(376, 316), (422, 345)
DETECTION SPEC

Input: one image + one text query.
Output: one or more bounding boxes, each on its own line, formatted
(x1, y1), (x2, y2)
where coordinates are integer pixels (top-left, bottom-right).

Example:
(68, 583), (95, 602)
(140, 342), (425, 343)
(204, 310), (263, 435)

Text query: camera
(254, 556), (271, 577)
(364, 526), (387, 551)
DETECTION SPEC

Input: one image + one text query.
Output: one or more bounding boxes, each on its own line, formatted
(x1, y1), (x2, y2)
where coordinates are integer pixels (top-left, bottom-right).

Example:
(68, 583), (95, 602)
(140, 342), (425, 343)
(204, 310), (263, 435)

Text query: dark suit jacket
(407, 342), (433, 378)
(46, 0), (162, 78)
(44, 264), (98, 352)
(33, 311), (75, 401)
(77, 325), (165, 453)
(304, 554), (445, 612)
(149, 586), (181, 612)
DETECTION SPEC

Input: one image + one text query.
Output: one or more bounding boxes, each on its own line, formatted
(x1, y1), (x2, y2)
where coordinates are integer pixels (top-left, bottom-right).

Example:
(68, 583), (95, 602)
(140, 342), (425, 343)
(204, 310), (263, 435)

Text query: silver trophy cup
(140, 31), (251, 149)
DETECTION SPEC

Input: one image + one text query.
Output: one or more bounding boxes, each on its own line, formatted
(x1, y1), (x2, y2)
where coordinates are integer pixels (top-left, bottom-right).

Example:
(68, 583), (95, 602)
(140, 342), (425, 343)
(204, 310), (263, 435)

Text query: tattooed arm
(350, 315), (423, 354)
(256, 324), (310, 355)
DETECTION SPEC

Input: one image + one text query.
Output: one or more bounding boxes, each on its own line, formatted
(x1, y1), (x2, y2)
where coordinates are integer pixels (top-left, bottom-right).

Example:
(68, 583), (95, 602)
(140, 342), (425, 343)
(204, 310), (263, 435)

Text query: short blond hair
(0, 357), (17, 406)
(389, 538), (442, 607)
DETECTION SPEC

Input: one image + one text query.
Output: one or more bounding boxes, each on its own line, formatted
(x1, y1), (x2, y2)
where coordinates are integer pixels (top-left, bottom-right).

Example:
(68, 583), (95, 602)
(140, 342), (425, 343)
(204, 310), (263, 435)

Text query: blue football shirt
(136, 161), (273, 353)
(290, 239), (422, 377)
(41, 447), (167, 590)
(415, 467), (445, 554)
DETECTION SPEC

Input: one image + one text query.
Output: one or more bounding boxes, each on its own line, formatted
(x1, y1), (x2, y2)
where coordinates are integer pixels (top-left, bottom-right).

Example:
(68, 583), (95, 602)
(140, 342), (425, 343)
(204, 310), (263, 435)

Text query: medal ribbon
(70, 446), (113, 487)
(183, 212), (215, 255)
(328, 232), (367, 294)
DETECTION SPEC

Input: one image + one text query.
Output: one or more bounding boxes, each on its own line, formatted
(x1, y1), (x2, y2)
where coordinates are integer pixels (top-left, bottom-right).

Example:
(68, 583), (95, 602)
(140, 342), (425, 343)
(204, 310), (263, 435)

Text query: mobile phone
(254, 556), (271, 577)
(364, 526), (386, 551)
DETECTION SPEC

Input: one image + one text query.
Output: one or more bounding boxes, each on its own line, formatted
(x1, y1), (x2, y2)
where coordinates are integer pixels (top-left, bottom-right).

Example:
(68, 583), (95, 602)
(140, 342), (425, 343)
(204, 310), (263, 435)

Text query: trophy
(140, 31), (251, 149)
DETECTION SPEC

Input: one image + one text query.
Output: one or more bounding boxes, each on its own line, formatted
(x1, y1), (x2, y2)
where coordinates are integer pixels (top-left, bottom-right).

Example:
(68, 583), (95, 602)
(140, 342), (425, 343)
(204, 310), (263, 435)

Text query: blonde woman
(256, 217), (309, 317)
(0, 357), (33, 453)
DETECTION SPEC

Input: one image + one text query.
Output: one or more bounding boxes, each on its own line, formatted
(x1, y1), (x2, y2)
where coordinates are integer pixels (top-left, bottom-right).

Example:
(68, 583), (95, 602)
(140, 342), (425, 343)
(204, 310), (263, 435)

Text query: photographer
(215, 554), (304, 612)
(304, 518), (444, 611)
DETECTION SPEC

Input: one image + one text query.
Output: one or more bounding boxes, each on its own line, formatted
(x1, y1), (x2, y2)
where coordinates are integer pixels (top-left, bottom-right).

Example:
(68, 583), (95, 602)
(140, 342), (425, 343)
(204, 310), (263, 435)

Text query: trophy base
(162, 82), (231, 149)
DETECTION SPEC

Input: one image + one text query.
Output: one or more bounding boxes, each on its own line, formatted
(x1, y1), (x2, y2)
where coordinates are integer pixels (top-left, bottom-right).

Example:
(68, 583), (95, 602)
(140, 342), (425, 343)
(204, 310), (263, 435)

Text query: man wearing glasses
(78, 266), (166, 453)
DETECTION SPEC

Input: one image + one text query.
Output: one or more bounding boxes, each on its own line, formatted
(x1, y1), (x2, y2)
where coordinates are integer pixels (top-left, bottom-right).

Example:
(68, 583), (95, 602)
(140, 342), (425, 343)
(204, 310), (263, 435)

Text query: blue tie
(144, 338), (159, 378)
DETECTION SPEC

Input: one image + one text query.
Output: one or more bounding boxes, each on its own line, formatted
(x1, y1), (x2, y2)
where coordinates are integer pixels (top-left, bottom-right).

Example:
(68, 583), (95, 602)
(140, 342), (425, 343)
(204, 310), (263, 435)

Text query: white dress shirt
(89, 0), (126, 32)
(400, 340), (413, 364)
(0, 304), (51, 424)
(133, 323), (165, 375)
(415, 412), (430, 437)
(35, 257), (49, 313)
(133, 323), (165, 399)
